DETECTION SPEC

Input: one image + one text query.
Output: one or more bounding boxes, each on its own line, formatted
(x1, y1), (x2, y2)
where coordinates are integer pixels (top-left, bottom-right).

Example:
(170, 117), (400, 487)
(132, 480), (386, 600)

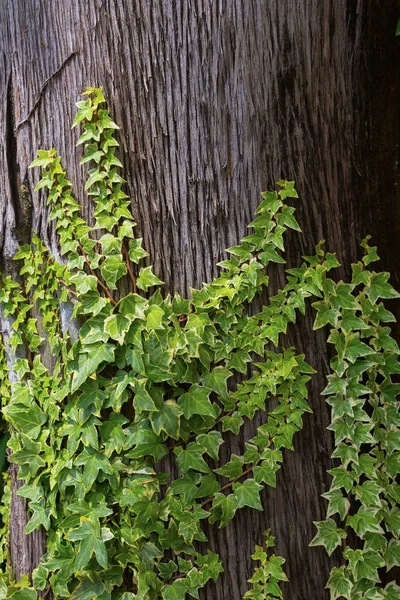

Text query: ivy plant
(0, 87), (398, 600)
(309, 241), (400, 599)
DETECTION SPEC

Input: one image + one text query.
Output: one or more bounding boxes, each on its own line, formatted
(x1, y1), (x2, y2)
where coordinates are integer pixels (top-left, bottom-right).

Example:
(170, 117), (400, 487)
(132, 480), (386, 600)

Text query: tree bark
(0, 1), (398, 598)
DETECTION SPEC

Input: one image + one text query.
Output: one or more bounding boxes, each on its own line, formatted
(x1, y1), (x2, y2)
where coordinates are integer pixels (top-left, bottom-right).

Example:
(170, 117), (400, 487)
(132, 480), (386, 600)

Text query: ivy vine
(0, 88), (398, 600)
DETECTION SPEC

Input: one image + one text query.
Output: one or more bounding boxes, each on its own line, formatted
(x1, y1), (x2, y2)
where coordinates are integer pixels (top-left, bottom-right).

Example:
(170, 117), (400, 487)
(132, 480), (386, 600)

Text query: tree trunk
(0, 2), (398, 598)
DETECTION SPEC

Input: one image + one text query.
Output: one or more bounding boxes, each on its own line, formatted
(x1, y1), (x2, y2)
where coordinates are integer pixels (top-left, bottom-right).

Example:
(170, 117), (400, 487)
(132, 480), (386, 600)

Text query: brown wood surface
(0, 2), (399, 598)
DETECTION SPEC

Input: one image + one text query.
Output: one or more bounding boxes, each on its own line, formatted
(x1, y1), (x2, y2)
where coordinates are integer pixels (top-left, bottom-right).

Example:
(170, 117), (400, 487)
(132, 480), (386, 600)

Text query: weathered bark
(0, 2), (398, 598)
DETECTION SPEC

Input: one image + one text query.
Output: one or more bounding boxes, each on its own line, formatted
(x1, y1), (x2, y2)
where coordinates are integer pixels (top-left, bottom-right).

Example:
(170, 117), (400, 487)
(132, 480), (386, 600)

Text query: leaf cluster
(0, 88), (398, 600)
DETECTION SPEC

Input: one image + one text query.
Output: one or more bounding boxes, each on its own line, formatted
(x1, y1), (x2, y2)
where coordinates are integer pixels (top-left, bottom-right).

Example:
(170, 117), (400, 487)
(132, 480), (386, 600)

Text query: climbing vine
(0, 88), (398, 600)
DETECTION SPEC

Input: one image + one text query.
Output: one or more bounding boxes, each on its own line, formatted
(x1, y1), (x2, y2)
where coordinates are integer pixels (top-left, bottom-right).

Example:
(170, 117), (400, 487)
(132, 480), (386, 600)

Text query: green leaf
(104, 313), (131, 344)
(344, 548), (384, 582)
(344, 333), (374, 363)
(209, 493), (238, 528)
(321, 488), (350, 520)
(69, 577), (106, 600)
(128, 238), (149, 263)
(25, 498), (51, 534)
(201, 367), (232, 399)
(150, 400), (182, 440)
(8, 590), (38, 600)
(161, 579), (188, 600)
(145, 305), (165, 330)
(385, 507), (400, 536)
(309, 519), (346, 556)
(354, 481), (383, 508)
(312, 300), (340, 329)
(71, 343), (115, 392)
(328, 466), (355, 493)
(137, 266), (164, 291)
(178, 385), (217, 419)
(100, 254), (127, 289)
(366, 272), (399, 304)
(3, 402), (47, 439)
(196, 431), (224, 460)
(385, 539), (400, 570)
(331, 282), (359, 310)
(75, 449), (113, 490)
(326, 566), (353, 600)
(132, 378), (157, 413)
(117, 293), (147, 319)
(340, 310), (369, 335)
(346, 507), (384, 538)
(67, 518), (112, 569)
(174, 443), (211, 473)
(232, 479), (263, 511)
(253, 461), (279, 488)
(9, 435), (45, 478)
(215, 454), (244, 479)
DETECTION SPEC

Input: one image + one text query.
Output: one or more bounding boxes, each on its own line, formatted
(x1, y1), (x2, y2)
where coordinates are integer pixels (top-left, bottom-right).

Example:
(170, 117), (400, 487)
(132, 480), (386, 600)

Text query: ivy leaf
(104, 313), (132, 345)
(150, 400), (182, 440)
(3, 401), (47, 439)
(7, 591), (38, 600)
(312, 300), (340, 329)
(384, 582), (400, 600)
(174, 443), (211, 473)
(71, 343), (115, 392)
(385, 539), (400, 570)
(178, 385), (217, 419)
(145, 305), (165, 330)
(366, 272), (399, 304)
(69, 577), (106, 600)
(137, 266), (164, 291)
(25, 498), (51, 534)
(384, 507), (400, 536)
(75, 449), (113, 490)
(117, 293), (147, 319)
(344, 548), (384, 582)
(128, 238), (149, 263)
(253, 461), (279, 488)
(215, 455), (244, 479)
(321, 488), (350, 520)
(232, 479), (263, 511)
(344, 333), (374, 363)
(161, 579), (188, 600)
(331, 282), (359, 310)
(328, 466), (355, 493)
(346, 507), (384, 538)
(100, 254), (127, 289)
(77, 290), (107, 316)
(326, 566), (353, 600)
(67, 518), (113, 569)
(196, 431), (224, 460)
(354, 481), (383, 508)
(131, 378), (157, 413)
(201, 367), (232, 399)
(209, 493), (238, 528)
(309, 519), (346, 556)
(221, 413), (244, 434)
(8, 435), (45, 477)
(321, 374), (347, 396)
(340, 310), (369, 335)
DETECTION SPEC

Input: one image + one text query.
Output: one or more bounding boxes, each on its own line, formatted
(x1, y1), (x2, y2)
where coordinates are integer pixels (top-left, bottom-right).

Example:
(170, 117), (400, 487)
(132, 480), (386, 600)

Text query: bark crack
(5, 72), (20, 233)
(14, 49), (79, 132)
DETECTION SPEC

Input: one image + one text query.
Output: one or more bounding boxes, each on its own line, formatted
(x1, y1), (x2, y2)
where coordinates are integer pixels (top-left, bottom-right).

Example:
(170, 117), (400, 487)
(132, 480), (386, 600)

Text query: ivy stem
(200, 464), (255, 508)
(122, 242), (137, 293)
(77, 240), (117, 305)
(59, 279), (78, 297)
